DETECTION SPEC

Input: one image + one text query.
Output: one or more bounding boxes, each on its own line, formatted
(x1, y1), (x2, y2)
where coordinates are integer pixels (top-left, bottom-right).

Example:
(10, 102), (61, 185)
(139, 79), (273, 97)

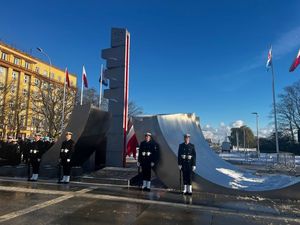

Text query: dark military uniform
(138, 140), (158, 182)
(60, 139), (75, 176)
(178, 143), (196, 186)
(17, 139), (26, 162)
(29, 140), (45, 174)
(7, 142), (21, 165)
(0, 142), (20, 165)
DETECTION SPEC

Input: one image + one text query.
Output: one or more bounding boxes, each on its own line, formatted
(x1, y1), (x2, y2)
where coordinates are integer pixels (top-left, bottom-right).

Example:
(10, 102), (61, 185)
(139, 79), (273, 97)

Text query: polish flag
(266, 46), (272, 69)
(289, 49), (300, 72)
(82, 66), (88, 88)
(126, 125), (138, 159)
(65, 67), (70, 88)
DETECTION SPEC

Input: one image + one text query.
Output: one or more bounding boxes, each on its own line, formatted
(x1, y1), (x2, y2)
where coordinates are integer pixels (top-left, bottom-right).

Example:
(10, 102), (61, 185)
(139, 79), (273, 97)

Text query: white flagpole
(271, 62), (280, 156)
(99, 64), (103, 108)
(80, 66), (84, 106)
(61, 73), (67, 132)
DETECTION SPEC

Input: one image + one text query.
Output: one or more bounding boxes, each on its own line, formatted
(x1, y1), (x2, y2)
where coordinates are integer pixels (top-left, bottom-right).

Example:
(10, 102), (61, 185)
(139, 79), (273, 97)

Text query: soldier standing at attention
(58, 131), (75, 184)
(137, 132), (158, 191)
(28, 133), (45, 181)
(178, 134), (196, 195)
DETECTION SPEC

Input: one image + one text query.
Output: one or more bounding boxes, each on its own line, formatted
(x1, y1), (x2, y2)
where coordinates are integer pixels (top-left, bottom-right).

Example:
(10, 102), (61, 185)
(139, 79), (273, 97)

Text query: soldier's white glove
(67, 159), (71, 162)
(192, 166), (196, 172)
(151, 162), (155, 167)
(37, 158), (41, 162)
(137, 162), (140, 167)
(178, 165), (182, 170)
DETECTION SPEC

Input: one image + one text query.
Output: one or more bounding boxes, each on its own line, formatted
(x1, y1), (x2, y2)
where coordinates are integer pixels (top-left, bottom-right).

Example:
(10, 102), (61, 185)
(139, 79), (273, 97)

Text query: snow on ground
(219, 151), (300, 166)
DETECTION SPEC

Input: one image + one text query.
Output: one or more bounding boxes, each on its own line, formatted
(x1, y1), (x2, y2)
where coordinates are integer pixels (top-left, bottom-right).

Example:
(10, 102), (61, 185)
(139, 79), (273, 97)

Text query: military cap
(184, 133), (191, 138)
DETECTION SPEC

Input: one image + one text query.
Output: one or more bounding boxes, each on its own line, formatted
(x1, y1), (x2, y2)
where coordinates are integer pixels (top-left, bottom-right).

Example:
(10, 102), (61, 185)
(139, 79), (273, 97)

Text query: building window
(0, 66), (5, 75)
(11, 86), (16, 94)
(21, 103), (27, 110)
(0, 66), (7, 83)
(50, 72), (55, 79)
(43, 70), (48, 76)
(14, 57), (20, 65)
(9, 101), (14, 108)
(22, 89), (28, 97)
(58, 76), (61, 82)
(24, 74), (29, 84)
(34, 78), (40, 86)
(12, 71), (19, 80)
(20, 115), (26, 127)
(31, 91), (38, 99)
(25, 61), (30, 69)
(35, 67), (40, 73)
(1, 52), (8, 61)
(42, 82), (48, 89)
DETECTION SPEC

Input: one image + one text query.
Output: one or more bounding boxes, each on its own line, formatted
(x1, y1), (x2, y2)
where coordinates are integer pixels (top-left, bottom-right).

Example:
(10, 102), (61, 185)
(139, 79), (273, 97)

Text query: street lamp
(252, 112), (260, 156)
(36, 47), (52, 137)
(36, 47), (52, 83)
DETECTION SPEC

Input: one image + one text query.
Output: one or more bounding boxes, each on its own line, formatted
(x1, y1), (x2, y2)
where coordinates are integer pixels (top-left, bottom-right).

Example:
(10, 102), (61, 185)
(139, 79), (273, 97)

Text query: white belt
(61, 149), (69, 153)
(30, 149), (38, 154)
(142, 151), (151, 156)
(181, 155), (192, 160)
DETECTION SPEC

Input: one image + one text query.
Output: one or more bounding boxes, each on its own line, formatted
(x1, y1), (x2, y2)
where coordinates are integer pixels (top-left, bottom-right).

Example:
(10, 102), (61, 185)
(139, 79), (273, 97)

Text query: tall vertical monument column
(102, 28), (130, 167)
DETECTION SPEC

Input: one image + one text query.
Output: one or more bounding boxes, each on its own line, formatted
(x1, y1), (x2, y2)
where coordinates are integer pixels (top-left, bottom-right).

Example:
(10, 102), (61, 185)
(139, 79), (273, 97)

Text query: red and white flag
(266, 46), (272, 69)
(126, 125), (138, 159)
(289, 49), (300, 72)
(65, 67), (70, 88)
(82, 65), (88, 88)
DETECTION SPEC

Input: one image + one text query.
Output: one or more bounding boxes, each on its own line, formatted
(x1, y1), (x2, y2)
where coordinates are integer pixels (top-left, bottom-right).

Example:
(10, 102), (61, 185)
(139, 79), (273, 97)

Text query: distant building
(0, 42), (77, 138)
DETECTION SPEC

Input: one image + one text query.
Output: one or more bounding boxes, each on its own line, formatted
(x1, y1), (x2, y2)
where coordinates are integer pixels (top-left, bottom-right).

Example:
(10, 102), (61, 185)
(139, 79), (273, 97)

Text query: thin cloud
(215, 25), (300, 80)
(203, 120), (244, 143)
(203, 121), (274, 142)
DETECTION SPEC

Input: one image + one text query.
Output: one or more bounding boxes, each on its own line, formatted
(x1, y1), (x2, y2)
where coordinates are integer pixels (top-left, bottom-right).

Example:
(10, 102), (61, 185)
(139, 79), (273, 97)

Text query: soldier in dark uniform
(10, 139), (21, 165)
(17, 136), (26, 162)
(43, 137), (52, 151)
(137, 132), (158, 191)
(28, 133), (45, 181)
(178, 134), (196, 195)
(0, 136), (20, 165)
(58, 131), (75, 184)
(0, 136), (13, 161)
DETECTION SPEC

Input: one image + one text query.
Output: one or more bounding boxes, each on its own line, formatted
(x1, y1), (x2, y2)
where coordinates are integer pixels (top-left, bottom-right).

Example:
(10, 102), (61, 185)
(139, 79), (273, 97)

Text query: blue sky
(1, 0), (300, 135)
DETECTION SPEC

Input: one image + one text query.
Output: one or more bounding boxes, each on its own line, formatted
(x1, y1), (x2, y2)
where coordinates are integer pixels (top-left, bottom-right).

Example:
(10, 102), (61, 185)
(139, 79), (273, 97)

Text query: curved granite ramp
(41, 104), (111, 171)
(133, 114), (300, 200)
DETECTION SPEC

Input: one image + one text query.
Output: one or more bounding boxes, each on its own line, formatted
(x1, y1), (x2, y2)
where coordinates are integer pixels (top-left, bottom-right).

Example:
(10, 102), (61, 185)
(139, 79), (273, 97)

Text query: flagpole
(80, 66), (84, 106)
(99, 64), (103, 108)
(61, 75), (67, 132)
(271, 62), (280, 157)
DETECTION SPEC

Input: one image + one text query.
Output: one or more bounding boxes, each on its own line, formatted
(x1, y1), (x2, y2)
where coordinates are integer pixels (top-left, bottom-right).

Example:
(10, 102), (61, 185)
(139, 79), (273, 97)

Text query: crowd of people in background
(0, 135), (55, 166)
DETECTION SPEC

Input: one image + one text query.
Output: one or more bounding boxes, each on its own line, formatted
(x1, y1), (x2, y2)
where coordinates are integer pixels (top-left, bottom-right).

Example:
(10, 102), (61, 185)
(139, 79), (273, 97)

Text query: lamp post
(252, 112), (260, 156)
(36, 47), (52, 137)
(36, 47), (52, 89)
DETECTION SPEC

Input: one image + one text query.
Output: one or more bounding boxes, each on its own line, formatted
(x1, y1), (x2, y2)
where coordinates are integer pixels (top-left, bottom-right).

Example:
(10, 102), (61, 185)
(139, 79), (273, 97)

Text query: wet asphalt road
(0, 177), (299, 225)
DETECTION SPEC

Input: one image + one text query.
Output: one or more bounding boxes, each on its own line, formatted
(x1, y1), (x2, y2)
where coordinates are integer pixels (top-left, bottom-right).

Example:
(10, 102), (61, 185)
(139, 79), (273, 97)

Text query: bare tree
(31, 80), (76, 138)
(0, 79), (19, 138)
(6, 94), (29, 137)
(75, 87), (109, 111)
(276, 81), (300, 142)
(128, 101), (143, 118)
